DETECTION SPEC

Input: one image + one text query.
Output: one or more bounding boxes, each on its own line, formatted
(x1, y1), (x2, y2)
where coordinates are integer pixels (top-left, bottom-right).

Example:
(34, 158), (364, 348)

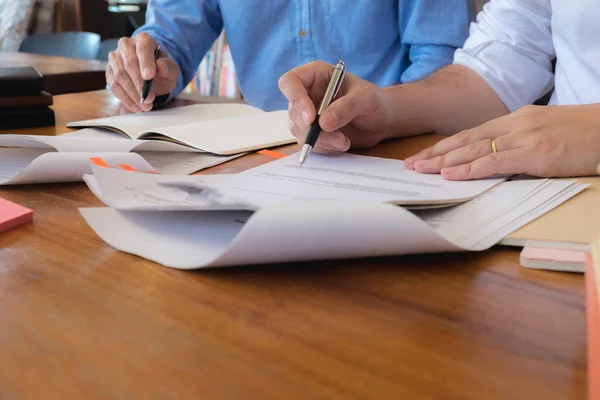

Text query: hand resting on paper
(405, 104), (600, 180)
(278, 61), (396, 153)
(280, 62), (600, 181)
(106, 33), (180, 113)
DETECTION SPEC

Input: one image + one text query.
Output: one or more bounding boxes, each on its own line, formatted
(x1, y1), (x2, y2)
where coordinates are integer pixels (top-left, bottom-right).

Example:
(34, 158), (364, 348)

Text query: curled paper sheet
(0, 149), (156, 185)
(78, 153), (588, 269)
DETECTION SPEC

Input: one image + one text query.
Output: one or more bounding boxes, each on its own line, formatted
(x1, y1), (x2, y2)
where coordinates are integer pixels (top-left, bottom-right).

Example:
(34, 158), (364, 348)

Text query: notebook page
(0, 131), (200, 153)
(138, 110), (295, 155)
(66, 103), (263, 139)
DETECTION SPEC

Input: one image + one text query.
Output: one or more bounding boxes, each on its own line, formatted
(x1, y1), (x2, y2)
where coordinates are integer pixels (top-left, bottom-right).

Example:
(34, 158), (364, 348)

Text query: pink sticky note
(520, 246), (586, 273)
(0, 197), (33, 233)
(521, 247), (586, 263)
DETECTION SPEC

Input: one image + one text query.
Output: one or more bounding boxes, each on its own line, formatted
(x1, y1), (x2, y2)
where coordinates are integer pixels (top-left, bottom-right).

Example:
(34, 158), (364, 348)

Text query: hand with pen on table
(106, 33), (180, 113)
(278, 61), (396, 158)
(279, 61), (600, 180)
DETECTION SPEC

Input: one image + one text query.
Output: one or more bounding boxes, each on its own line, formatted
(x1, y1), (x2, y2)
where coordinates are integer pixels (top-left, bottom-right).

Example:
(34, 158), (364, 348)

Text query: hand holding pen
(140, 45), (162, 105)
(106, 33), (180, 113)
(278, 61), (395, 162)
(298, 60), (347, 165)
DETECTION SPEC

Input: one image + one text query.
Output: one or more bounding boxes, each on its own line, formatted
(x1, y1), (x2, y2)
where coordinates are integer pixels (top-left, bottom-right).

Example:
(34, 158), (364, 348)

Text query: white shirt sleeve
(453, 0), (555, 112)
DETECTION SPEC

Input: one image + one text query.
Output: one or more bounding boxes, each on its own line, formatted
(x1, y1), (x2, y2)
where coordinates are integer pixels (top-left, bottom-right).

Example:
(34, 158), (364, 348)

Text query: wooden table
(0, 52), (107, 95)
(0, 91), (587, 399)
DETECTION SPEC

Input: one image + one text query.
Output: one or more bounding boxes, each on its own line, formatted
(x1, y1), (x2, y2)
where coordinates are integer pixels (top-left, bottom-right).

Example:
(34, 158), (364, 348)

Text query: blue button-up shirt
(135, 0), (474, 111)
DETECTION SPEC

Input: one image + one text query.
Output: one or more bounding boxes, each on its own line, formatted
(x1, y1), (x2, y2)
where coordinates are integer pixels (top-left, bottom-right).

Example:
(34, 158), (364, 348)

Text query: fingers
(318, 86), (375, 132)
(136, 32), (158, 80)
(156, 58), (178, 81)
(279, 63), (329, 126)
(405, 115), (511, 168)
(148, 58), (179, 100)
(107, 34), (173, 113)
(440, 148), (530, 180)
(135, 34), (159, 110)
(412, 134), (517, 174)
(280, 61), (379, 154)
(118, 38), (150, 111)
(119, 38), (143, 93)
(287, 104), (350, 153)
(108, 39), (142, 112)
(106, 60), (141, 113)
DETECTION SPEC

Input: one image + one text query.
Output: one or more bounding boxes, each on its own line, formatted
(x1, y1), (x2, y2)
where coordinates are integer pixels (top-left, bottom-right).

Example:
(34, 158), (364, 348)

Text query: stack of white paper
(0, 103), (294, 185)
(0, 130), (242, 185)
(78, 152), (587, 269)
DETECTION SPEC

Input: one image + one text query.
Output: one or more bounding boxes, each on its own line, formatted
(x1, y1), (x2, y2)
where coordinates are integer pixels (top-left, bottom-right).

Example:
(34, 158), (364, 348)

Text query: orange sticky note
(90, 157), (110, 168)
(0, 197), (33, 233)
(258, 149), (287, 159)
(118, 164), (139, 172)
(118, 164), (159, 174)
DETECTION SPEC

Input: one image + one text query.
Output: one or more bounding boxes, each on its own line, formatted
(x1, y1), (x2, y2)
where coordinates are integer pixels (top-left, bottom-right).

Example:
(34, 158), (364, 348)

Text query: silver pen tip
(299, 145), (312, 166)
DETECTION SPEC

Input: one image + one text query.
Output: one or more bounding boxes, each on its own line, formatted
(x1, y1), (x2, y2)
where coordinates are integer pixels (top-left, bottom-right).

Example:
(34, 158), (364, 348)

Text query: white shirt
(454, 0), (600, 112)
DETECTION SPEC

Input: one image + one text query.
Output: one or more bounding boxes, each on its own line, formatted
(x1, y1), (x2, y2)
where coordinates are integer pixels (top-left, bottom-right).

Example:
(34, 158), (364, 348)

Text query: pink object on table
(520, 246), (586, 272)
(0, 197), (33, 233)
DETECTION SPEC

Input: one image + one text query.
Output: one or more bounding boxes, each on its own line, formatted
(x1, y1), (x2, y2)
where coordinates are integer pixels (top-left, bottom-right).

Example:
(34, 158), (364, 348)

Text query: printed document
(84, 152), (505, 210)
(77, 150), (587, 269)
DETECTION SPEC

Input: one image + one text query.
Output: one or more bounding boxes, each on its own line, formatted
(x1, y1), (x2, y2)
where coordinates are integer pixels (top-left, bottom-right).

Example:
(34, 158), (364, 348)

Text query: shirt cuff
(453, 41), (555, 112)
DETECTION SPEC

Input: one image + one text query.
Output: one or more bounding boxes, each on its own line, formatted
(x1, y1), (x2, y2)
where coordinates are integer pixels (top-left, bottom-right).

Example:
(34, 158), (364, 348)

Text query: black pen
(140, 45), (162, 104)
(298, 60), (347, 166)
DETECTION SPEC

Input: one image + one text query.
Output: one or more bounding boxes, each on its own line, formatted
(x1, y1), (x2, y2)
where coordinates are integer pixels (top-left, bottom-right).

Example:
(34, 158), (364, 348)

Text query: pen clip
(317, 60), (346, 115)
(332, 61), (346, 100)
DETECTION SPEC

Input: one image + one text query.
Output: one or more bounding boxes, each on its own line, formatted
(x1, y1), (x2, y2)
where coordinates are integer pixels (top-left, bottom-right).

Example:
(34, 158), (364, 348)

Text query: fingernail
(329, 133), (347, 150)
(301, 109), (310, 125)
(321, 111), (340, 130)
(414, 160), (428, 169)
(442, 167), (456, 175)
(142, 68), (152, 79)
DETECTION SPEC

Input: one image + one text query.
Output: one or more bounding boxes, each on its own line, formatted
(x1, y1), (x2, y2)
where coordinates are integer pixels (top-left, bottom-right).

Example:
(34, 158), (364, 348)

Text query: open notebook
(67, 103), (295, 155)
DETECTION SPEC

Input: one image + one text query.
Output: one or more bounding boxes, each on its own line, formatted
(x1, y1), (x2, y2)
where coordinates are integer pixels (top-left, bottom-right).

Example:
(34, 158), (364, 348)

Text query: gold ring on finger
(491, 139), (498, 153)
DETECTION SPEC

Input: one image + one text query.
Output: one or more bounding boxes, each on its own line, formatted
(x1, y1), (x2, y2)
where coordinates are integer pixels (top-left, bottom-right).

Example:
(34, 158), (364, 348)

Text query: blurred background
(0, 0), (489, 102)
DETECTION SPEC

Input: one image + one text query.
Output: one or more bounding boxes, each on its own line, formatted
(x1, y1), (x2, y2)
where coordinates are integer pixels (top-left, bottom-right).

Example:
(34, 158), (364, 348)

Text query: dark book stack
(0, 67), (55, 130)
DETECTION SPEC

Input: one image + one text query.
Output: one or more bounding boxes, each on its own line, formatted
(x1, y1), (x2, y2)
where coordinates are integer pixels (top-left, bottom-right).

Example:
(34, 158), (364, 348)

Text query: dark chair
(96, 38), (120, 61)
(19, 32), (101, 60)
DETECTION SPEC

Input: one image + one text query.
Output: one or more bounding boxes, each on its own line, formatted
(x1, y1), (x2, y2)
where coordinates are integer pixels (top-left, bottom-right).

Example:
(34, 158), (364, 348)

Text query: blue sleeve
(399, 0), (475, 82)
(133, 0), (223, 98)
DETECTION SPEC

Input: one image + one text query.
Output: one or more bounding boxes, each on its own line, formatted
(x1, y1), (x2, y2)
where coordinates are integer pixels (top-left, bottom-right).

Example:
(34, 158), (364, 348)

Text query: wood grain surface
(0, 90), (586, 399)
(0, 52), (107, 95)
